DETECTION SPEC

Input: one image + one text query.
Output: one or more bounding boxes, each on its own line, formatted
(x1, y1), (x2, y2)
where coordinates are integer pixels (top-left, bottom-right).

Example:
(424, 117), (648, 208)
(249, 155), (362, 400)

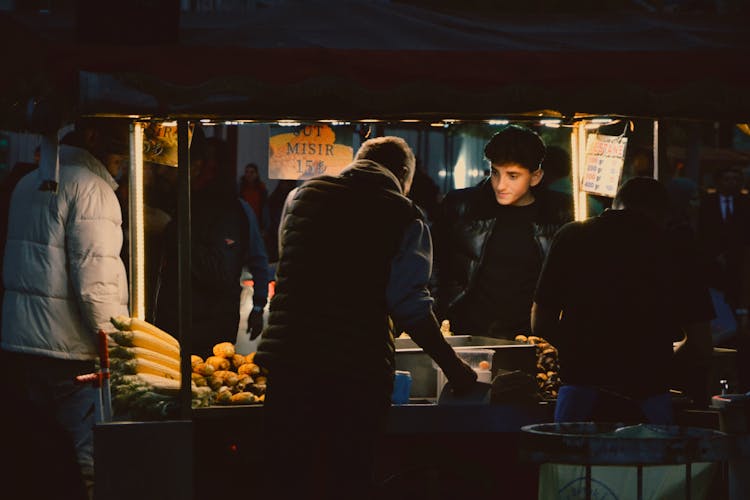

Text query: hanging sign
(268, 124), (353, 180)
(142, 122), (194, 167)
(581, 134), (628, 198)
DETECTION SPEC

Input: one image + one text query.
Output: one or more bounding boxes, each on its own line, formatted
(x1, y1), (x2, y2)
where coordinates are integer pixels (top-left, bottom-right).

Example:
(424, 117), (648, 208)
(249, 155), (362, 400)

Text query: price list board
(581, 134), (628, 198)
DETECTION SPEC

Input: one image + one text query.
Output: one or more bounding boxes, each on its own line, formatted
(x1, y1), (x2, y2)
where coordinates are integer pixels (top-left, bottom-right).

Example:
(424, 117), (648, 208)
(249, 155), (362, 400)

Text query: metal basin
(394, 335), (536, 398)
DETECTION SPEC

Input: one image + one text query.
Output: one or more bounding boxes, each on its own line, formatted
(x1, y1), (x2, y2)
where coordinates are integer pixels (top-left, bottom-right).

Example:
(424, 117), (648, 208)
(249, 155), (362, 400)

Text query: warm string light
(570, 122), (589, 221)
(129, 122), (146, 320)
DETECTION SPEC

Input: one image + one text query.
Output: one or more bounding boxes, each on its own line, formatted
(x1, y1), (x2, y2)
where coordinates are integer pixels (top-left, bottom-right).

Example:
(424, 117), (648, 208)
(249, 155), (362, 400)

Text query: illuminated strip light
(653, 120), (659, 180)
(541, 119), (561, 128)
(488, 119), (509, 125)
(570, 122), (588, 221)
(277, 120), (301, 127)
(129, 122), (146, 320)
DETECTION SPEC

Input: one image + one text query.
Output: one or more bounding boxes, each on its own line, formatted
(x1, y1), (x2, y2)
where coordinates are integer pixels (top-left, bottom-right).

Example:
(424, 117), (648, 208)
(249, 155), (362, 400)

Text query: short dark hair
(541, 145), (571, 181)
(484, 124), (545, 171)
(355, 136), (415, 179)
(76, 117), (130, 156)
(614, 176), (670, 225)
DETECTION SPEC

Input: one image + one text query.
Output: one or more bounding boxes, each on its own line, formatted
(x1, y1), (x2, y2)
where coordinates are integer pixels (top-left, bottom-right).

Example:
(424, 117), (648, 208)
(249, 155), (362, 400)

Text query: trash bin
(520, 422), (730, 499)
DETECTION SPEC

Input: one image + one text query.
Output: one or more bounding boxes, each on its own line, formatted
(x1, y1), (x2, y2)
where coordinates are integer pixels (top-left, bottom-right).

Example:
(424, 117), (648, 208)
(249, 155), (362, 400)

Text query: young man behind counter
(255, 136), (478, 500)
(431, 124), (572, 339)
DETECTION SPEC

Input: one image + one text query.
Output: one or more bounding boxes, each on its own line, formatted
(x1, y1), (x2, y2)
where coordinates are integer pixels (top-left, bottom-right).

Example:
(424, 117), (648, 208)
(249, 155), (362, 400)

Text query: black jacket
(256, 160), (417, 393)
(154, 192), (252, 358)
(432, 179), (572, 331)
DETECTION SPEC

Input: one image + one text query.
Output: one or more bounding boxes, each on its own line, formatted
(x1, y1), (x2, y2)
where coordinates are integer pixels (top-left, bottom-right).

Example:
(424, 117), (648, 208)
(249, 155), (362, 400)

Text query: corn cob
(109, 344), (180, 372)
(110, 316), (180, 349)
(133, 373), (181, 395)
(133, 357), (181, 381)
(133, 347), (180, 371)
(109, 331), (180, 361)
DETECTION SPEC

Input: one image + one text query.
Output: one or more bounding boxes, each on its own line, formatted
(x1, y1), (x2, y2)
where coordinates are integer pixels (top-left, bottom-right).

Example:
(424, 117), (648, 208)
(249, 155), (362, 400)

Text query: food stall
(2, 2), (750, 499)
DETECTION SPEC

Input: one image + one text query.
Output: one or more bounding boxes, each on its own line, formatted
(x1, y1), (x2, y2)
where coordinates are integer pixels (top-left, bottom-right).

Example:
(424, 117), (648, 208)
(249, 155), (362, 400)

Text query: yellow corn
(134, 357), (181, 381)
(132, 347), (180, 372)
(110, 331), (180, 361)
(135, 373), (181, 394)
(111, 316), (180, 349)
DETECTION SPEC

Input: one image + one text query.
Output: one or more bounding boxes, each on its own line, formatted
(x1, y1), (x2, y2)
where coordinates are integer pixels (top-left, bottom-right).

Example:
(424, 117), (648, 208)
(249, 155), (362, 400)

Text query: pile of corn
(108, 316), (212, 420)
(108, 316), (269, 419)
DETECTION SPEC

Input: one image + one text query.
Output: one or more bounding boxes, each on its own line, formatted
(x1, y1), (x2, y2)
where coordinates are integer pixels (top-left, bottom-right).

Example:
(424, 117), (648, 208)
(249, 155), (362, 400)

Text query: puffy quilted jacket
(1, 145), (129, 361)
(432, 178), (571, 319)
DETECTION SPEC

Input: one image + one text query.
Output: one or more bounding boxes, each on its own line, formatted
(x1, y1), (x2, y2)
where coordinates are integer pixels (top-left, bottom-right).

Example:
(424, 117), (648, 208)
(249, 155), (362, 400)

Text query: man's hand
(444, 359), (477, 397)
(247, 307), (264, 340)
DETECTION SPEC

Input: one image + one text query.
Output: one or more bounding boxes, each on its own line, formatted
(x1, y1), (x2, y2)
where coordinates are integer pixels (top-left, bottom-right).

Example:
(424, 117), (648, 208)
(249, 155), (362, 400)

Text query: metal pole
(98, 330), (112, 422)
(177, 120), (192, 419)
(637, 464), (643, 500)
(653, 120), (659, 180)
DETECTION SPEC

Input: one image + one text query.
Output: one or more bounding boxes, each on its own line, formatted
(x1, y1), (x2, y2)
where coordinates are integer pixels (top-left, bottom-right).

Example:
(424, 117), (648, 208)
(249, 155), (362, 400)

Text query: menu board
(581, 134), (628, 198)
(268, 124), (353, 180)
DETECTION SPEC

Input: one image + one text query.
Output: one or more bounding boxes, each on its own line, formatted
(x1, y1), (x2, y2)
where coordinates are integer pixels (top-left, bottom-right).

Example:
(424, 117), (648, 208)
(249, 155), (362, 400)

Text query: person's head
(191, 135), (233, 195)
(714, 165), (744, 197)
(244, 163), (260, 182)
(613, 176), (671, 227)
(355, 136), (416, 194)
(540, 145), (571, 184)
(64, 117), (130, 179)
(484, 124), (545, 206)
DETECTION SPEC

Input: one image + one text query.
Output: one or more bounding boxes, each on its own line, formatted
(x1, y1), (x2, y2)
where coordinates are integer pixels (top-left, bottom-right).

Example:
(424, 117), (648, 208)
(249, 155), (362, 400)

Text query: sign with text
(269, 124), (353, 180)
(581, 134), (628, 198)
(142, 122), (193, 168)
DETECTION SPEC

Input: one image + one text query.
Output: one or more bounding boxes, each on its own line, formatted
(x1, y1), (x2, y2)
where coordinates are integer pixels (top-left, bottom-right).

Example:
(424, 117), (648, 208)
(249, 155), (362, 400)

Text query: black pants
(261, 372), (390, 500)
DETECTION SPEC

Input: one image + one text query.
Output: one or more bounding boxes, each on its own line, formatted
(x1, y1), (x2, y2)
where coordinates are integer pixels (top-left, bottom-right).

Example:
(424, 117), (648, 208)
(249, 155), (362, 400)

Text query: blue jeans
(555, 385), (674, 425)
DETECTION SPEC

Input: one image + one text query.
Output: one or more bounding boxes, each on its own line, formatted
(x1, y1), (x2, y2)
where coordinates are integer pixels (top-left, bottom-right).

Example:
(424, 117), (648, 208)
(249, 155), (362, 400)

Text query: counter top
(192, 400), (555, 434)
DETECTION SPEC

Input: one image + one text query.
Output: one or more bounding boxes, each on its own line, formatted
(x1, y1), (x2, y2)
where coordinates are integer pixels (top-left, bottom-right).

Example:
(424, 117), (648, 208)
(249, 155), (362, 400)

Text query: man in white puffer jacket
(0, 118), (129, 500)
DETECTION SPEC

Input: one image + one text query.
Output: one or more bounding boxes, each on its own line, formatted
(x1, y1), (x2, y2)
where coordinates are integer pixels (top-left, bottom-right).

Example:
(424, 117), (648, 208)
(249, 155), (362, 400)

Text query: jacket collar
(340, 159), (404, 195)
(59, 144), (119, 191)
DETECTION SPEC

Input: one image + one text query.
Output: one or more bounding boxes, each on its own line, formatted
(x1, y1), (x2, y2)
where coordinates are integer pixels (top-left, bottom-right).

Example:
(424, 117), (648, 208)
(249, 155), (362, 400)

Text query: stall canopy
(1, 0), (750, 129)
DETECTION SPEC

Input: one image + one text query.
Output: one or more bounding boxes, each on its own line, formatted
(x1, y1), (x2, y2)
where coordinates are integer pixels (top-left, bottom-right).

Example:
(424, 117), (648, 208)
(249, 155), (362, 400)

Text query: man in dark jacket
(432, 124), (572, 339)
(697, 164), (750, 318)
(532, 177), (713, 423)
(154, 136), (269, 358)
(256, 136), (477, 500)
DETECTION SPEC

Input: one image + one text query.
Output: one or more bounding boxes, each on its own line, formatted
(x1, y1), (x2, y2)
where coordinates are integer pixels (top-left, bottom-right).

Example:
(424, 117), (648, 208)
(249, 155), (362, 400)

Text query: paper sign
(142, 122), (193, 167)
(269, 124), (353, 180)
(581, 134), (628, 198)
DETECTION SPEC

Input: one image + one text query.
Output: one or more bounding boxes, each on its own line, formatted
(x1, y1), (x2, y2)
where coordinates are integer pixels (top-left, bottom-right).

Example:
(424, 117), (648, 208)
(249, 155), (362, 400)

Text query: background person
(155, 136), (269, 358)
(255, 136), (477, 500)
(239, 162), (269, 231)
(697, 164), (750, 324)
